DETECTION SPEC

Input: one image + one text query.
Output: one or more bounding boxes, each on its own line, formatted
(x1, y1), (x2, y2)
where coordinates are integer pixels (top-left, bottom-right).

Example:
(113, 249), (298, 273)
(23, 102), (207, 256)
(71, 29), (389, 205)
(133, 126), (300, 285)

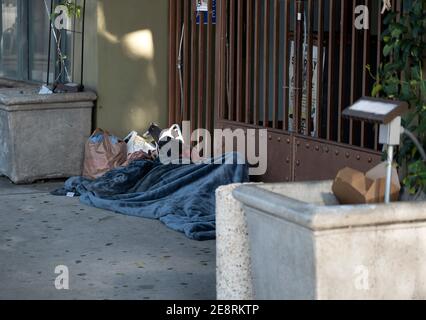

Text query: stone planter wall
(233, 181), (426, 300)
(0, 87), (97, 184)
(216, 184), (255, 300)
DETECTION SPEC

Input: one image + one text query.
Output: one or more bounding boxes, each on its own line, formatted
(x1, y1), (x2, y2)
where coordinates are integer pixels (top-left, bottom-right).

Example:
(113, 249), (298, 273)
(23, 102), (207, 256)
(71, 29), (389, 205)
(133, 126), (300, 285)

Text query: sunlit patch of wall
(84, 0), (168, 137)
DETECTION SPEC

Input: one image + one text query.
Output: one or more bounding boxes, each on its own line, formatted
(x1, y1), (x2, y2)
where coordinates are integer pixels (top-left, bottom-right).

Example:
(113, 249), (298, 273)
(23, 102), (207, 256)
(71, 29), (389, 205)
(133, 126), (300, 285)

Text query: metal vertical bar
(395, 0), (401, 21)
(190, 0), (197, 131)
(294, 0), (304, 134)
(26, 0), (30, 80)
(245, 0), (253, 124)
(221, 0), (228, 121)
(373, 122), (379, 151)
(168, 0), (177, 126)
(198, 8), (205, 130)
(175, 0), (183, 124)
(388, 0), (397, 65)
(337, 0), (346, 143)
(72, 3), (77, 83)
(80, 0), (87, 87)
(229, 0), (236, 121)
(283, 0), (290, 131)
(0, 3), (3, 66)
(360, 0), (370, 148)
(349, 0), (357, 145)
(215, 0), (227, 121)
(236, 0), (244, 123)
(46, 0), (54, 85)
(374, 1), (383, 151)
(315, 0), (324, 138)
(263, 0), (270, 128)
(205, 0), (214, 132)
(184, 0), (190, 121)
(253, 0), (261, 126)
(376, 1), (383, 79)
(272, 0), (280, 129)
(306, 0), (314, 135)
(326, 0), (335, 141)
(395, 0), (402, 80)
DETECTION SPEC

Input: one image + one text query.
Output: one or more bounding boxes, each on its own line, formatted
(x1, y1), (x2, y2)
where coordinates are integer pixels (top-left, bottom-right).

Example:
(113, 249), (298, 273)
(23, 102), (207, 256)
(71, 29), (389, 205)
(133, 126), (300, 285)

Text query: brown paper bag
(82, 129), (127, 179)
(332, 162), (401, 205)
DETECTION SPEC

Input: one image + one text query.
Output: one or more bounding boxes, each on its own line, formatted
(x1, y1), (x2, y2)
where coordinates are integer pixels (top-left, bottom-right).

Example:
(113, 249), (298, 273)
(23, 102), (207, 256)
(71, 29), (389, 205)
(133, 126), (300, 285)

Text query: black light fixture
(343, 97), (409, 204)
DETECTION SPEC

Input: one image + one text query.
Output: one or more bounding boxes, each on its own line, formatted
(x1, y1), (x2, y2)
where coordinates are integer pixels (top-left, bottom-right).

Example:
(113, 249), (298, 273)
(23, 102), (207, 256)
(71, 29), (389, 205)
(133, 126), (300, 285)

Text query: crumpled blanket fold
(52, 153), (249, 241)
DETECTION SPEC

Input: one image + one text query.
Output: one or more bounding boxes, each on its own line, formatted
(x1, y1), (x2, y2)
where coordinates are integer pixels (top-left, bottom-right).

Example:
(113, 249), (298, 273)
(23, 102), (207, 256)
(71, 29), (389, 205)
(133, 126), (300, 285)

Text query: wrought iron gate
(168, 0), (400, 182)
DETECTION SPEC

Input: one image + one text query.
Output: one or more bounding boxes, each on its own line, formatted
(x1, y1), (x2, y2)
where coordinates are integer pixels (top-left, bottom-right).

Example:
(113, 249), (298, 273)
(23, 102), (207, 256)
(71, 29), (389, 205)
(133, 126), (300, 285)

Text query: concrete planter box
(216, 184), (255, 300)
(233, 181), (426, 300)
(0, 87), (97, 184)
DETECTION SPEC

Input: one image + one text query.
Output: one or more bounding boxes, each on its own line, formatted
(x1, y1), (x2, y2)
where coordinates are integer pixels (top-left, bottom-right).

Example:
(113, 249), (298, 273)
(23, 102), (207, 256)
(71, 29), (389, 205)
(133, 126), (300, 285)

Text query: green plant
(404, 160), (426, 194)
(371, 0), (426, 194)
(51, 0), (82, 20)
(50, 1), (82, 83)
(61, 0), (82, 18)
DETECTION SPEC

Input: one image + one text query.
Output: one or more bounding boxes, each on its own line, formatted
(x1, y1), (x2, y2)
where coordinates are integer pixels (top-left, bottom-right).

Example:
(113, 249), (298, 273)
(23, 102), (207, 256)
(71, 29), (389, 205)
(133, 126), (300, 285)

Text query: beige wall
(84, 0), (169, 137)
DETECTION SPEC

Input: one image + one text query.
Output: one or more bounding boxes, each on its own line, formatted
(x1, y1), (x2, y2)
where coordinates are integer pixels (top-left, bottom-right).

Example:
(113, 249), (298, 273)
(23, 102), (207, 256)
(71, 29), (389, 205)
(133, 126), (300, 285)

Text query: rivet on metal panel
(285, 177), (290, 182)
(315, 146), (320, 151)
(277, 137), (281, 142)
(296, 160), (301, 167)
(296, 141), (301, 147)
(335, 150), (340, 156)
(286, 157), (290, 164)
(306, 143), (310, 149)
(269, 135), (272, 141)
(286, 138), (291, 144)
(346, 152), (350, 159)
(325, 147), (330, 153)
(368, 157), (373, 163)
(357, 155), (361, 160)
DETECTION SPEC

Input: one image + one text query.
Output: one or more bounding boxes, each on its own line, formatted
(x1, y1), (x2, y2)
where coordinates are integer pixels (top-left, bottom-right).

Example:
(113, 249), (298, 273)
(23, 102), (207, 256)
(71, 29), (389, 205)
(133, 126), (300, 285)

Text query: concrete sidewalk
(0, 177), (215, 300)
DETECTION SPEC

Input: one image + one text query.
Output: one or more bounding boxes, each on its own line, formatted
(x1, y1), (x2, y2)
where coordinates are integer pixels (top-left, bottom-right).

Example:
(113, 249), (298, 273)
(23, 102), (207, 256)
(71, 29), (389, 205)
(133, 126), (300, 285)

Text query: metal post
(80, 0), (86, 89)
(385, 145), (394, 204)
(294, 0), (305, 134)
(46, 0), (53, 85)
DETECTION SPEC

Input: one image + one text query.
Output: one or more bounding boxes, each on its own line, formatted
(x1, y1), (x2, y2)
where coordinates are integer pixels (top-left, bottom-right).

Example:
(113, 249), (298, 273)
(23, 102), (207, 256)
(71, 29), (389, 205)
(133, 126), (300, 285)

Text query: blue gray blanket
(52, 153), (248, 241)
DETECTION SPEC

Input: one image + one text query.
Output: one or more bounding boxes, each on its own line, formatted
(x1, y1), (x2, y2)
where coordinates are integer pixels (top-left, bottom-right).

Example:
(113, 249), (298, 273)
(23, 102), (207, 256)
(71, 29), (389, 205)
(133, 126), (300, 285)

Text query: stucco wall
(84, 0), (169, 137)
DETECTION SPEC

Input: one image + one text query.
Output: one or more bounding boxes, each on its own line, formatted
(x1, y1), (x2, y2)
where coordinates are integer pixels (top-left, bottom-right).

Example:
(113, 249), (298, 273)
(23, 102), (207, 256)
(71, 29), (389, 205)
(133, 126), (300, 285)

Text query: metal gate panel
(260, 130), (293, 183)
(168, 0), (398, 183)
(216, 120), (293, 183)
(168, 0), (217, 132)
(212, 0), (397, 147)
(217, 119), (381, 182)
(293, 135), (382, 182)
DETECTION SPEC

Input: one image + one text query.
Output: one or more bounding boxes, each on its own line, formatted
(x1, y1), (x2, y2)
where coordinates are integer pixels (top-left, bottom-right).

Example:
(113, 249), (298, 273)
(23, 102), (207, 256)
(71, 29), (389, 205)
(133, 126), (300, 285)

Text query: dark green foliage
(371, 0), (426, 194)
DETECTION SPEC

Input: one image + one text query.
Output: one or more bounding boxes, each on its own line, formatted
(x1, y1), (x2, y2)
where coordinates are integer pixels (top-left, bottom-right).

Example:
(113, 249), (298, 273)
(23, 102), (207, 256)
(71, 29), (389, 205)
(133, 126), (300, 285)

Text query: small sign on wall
(196, 0), (216, 25)
(196, 0), (209, 12)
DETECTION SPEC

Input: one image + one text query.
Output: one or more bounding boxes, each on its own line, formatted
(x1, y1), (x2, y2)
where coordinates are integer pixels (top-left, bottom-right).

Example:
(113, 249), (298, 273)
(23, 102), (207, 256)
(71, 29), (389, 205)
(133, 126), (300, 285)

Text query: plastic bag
(159, 124), (185, 146)
(124, 131), (157, 155)
(82, 129), (127, 179)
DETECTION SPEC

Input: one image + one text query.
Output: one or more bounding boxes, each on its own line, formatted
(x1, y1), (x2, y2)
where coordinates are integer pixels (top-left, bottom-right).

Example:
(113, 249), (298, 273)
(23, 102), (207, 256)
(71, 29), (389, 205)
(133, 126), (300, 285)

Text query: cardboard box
(332, 162), (401, 205)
